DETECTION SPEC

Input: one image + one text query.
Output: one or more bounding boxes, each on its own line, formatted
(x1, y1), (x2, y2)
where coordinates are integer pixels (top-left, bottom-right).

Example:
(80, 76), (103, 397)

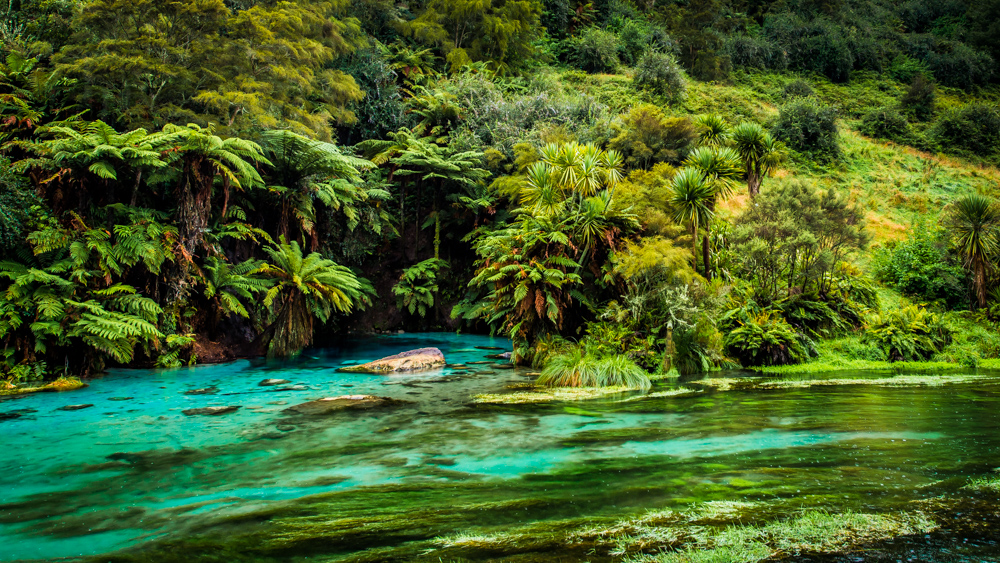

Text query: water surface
(2, 333), (999, 562)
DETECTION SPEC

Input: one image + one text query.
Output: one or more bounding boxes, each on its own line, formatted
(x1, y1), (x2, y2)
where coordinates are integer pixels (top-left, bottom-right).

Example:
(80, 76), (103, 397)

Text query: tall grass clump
(537, 345), (651, 391)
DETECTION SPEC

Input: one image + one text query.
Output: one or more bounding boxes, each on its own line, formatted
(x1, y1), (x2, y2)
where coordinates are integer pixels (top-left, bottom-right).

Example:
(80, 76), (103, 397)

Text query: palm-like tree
(535, 142), (624, 200)
(684, 146), (742, 277)
(668, 167), (714, 274)
(260, 129), (374, 248)
(201, 257), (271, 331)
(259, 239), (372, 357)
(695, 114), (730, 147)
(14, 121), (168, 210)
(948, 194), (1000, 309)
(156, 123), (270, 257)
(730, 122), (784, 197)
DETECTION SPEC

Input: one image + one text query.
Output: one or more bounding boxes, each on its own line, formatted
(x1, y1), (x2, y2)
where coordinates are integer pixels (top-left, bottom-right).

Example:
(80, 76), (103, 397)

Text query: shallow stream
(2, 333), (999, 562)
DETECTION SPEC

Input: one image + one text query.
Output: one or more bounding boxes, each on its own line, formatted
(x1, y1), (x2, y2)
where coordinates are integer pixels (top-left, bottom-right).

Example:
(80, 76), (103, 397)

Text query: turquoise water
(1, 333), (1000, 562)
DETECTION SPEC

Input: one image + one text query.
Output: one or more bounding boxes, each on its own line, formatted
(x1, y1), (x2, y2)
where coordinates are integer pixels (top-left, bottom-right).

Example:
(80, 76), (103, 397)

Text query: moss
(0, 376), (86, 396)
(473, 386), (636, 404)
(962, 473), (1000, 493)
(696, 373), (1000, 392)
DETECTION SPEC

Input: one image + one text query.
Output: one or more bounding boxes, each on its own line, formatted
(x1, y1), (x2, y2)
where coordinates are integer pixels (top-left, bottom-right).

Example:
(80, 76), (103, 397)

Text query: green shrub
(888, 54), (932, 84)
(859, 107), (913, 144)
(772, 100), (840, 160)
(899, 74), (936, 122)
(612, 18), (671, 66)
(871, 228), (968, 309)
(782, 79), (814, 99)
(724, 309), (809, 367)
(537, 346), (651, 390)
(862, 305), (952, 362)
(929, 104), (1000, 159)
(925, 41), (994, 89)
(842, 340), (888, 362)
(566, 27), (621, 73)
(672, 315), (727, 375)
(633, 50), (687, 104)
(392, 258), (447, 317)
(725, 34), (787, 71)
(764, 13), (855, 82)
(0, 160), (39, 252)
(608, 105), (698, 169)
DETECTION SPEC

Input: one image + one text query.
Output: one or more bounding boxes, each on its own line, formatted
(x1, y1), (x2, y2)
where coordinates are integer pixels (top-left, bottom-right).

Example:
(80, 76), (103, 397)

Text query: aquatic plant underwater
(1, 334), (1000, 562)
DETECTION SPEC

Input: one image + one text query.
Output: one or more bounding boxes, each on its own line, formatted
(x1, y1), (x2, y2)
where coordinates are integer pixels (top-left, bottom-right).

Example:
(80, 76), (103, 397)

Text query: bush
(0, 161), (38, 252)
(859, 107), (913, 144)
(782, 79), (814, 99)
(566, 27), (620, 73)
(725, 34), (788, 71)
(772, 100), (840, 160)
(888, 54), (931, 84)
(925, 41), (994, 89)
(842, 340), (888, 362)
(633, 50), (687, 104)
(608, 105), (698, 169)
(537, 346), (651, 390)
(899, 74), (936, 122)
(929, 104), (1000, 159)
(612, 18), (672, 66)
(339, 49), (404, 143)
(871, 228), (968, 309)
(764, 13), (855, 82)
(863, 305), (952, 362)
(724, 309), (809, 367)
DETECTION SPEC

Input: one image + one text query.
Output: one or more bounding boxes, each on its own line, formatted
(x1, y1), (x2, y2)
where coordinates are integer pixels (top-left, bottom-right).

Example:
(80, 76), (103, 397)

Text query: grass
(962, 470), (1000, 493)
(537, 348), (652, 391)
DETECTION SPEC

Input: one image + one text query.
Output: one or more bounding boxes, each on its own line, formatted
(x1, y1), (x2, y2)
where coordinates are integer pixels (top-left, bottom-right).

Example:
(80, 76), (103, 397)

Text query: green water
(2, 333), (1000, 562)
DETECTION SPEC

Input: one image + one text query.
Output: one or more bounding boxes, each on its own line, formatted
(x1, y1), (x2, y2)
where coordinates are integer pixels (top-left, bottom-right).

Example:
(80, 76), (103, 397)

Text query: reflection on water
(1, 333), (999, 562)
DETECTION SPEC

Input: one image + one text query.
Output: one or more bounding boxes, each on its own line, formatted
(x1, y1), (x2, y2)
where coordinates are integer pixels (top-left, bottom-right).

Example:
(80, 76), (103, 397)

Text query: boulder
(57, 404), (94, 411)
(285, 395), (406, 415)
(259, 379), (291, 387)
(337, 347), (445, 374)
(182, 406), (240, 416)
(184, 386), (219, 396)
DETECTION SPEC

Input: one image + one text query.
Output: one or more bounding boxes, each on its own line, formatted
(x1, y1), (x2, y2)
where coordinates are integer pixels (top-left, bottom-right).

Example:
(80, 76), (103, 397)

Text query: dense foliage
(2, 0), (1000, 388)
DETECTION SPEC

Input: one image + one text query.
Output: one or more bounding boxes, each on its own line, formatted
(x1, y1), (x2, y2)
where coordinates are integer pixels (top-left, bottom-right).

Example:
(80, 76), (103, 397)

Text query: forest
(2, 0), (1000, 391)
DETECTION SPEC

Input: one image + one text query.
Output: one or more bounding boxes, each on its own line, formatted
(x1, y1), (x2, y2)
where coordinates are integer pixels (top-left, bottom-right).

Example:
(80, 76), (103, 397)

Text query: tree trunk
(976, 259), (987, 309)
(691, 217), (699, 275)
(702, 227), (711, 281)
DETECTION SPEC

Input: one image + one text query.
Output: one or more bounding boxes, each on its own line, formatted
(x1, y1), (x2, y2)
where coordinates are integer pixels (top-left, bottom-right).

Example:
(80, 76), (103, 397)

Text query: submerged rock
(58, 404), (94, 411)
(0, 411), (22, 420)
(337, 348), (445, 374)
(182, 406), (240, 416)
(184, 386), (219, 396)
(475, 346), (505, 351)
(107, 397), (133, 401)
(259, 379), (291, 386)
(273, 385), (309, 391)
(285, 395), (407, 415)
(486, 352), (513, 360)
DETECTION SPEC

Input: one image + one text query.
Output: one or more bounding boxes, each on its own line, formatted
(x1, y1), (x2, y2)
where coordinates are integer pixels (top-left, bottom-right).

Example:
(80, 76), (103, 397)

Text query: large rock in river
(285, 395), (406, 415)
(183, 406), (240, 416)
(337, 347), (445, 374)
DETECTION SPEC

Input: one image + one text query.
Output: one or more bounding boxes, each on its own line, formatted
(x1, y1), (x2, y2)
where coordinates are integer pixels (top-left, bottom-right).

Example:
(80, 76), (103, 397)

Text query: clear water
(1, 333), (999, 562)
